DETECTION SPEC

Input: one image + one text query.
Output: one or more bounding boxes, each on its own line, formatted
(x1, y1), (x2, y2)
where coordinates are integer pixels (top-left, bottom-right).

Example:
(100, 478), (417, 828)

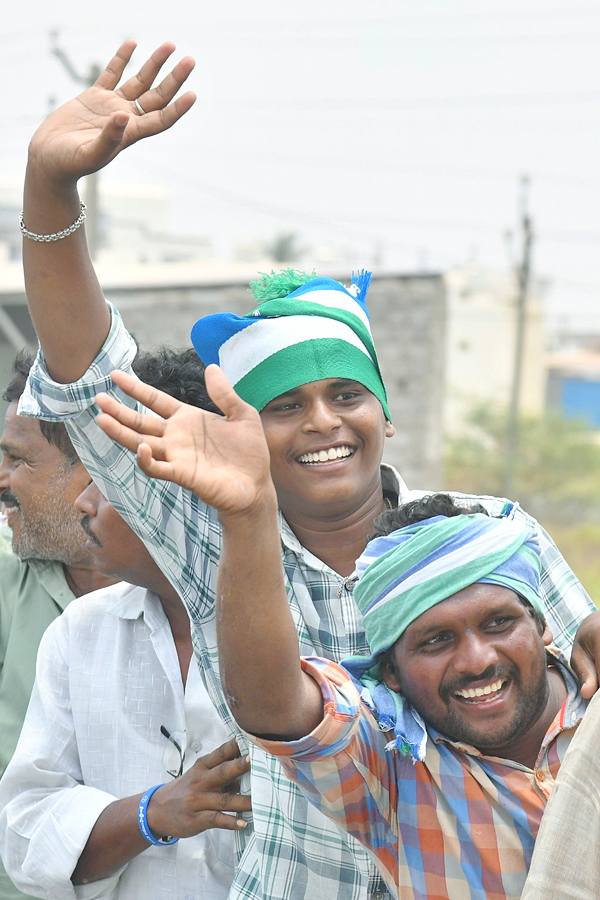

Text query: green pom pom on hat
(248, 269), (316, 304)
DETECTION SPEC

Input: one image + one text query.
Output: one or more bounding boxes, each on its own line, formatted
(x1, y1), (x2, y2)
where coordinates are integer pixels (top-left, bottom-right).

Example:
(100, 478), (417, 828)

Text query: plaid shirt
(20, 305), (595, 900)
(255, 655), (586, 900)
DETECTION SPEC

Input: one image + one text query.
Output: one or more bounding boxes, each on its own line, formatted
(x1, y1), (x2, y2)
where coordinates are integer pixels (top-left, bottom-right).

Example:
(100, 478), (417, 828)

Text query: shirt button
(372, 893), (386, 900)
(191, 742), (201, 752)
(536, 771), (545, 782)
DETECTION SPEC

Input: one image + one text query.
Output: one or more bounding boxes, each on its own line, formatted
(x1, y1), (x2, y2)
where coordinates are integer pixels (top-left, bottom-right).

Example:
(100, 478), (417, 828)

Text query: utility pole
(49, 31), (102, 259)
(502, 175), (534, 498)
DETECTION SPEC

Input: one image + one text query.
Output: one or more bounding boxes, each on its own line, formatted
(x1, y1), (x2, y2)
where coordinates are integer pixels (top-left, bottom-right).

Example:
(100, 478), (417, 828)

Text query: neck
(282, 487), (387, 576)
(63, 563), (117, 598)
(151, 575), (193, 686)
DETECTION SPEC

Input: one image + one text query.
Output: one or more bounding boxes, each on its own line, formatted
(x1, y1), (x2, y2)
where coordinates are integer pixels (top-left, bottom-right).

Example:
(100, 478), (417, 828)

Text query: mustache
(0, 491), (20, 509)
(440, 665), (514, 702)
(79, 514), (102, 547)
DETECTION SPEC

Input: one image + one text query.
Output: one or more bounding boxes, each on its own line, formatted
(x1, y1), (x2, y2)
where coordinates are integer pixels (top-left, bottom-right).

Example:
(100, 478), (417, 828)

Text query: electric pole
(502, 175), (534, 498)
(49, 31), (102, 259)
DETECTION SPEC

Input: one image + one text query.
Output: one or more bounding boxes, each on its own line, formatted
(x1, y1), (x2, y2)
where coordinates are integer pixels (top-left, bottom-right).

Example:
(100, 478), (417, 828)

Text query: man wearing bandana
(209, 483), (587, 900)
(87, 350), (588, 898)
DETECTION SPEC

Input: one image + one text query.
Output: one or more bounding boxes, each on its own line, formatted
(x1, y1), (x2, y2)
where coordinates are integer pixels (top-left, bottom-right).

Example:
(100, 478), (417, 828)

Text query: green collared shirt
(0, 526), (75, 900)
(0, 524), (75, 772)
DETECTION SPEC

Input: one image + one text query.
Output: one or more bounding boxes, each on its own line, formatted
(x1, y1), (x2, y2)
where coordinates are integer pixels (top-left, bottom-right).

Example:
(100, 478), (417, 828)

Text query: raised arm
(23, 40), (195, 383)
(96, 367), (323, 739)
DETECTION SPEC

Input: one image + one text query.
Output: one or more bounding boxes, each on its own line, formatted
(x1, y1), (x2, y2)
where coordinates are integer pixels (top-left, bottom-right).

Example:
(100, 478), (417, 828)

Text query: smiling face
(0, 402), (90, 563)
(382, 583), (554, 759)
(259, 378), (395, 524)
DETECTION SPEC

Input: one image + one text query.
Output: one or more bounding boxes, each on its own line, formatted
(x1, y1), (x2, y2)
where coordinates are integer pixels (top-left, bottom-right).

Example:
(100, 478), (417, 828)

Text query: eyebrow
(272, 379), (362, 401)
(409, 604), (518, 641)
(0, 440), (20, 455)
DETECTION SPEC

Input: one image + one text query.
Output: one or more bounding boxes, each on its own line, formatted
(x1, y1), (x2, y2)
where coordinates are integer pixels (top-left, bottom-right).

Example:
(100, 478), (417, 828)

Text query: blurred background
(2, 0), (600, 596)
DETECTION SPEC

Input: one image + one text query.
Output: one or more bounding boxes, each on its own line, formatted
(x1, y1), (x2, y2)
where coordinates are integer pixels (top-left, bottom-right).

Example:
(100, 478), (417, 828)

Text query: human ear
(381, 660), (402, 692)
(542, 623), (554, 646)
(385, 421), (395, 438)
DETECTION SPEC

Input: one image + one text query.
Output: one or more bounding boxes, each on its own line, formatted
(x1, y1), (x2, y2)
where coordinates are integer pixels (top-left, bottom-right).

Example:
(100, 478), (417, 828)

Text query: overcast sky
(3, 0), (600, 331)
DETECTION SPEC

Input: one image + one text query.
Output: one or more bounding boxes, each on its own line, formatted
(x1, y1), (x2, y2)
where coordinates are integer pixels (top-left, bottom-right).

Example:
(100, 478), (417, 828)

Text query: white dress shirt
(0, 581), (236, 900)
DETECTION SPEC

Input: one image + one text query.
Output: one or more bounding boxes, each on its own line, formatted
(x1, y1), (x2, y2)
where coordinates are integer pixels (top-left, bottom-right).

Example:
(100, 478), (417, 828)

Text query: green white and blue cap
(190, 270), (390, 418)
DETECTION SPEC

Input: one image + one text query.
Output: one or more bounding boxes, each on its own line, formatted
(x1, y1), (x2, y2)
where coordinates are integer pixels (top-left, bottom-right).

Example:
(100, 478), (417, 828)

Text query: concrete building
(0, 262), (446, 490)
(443, 263), (546, 436)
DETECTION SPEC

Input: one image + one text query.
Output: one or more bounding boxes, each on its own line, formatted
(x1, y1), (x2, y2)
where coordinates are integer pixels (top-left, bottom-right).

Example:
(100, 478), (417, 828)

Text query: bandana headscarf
(343, 513), (543, 760)
(190, 271), (390, 418)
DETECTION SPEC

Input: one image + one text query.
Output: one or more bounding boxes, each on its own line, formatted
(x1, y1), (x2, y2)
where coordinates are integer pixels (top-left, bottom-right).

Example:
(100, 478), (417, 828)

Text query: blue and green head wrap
(343, 512), (544, 760)
(190, 269), (390, 419)
(354, 512), (543, 660)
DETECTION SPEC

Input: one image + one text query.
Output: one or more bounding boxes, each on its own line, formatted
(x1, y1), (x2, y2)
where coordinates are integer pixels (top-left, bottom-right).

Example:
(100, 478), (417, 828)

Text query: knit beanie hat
(190, 269), (390, 418)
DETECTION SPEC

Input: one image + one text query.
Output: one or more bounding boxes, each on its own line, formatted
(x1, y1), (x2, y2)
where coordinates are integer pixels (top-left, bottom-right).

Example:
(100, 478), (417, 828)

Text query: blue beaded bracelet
(138, 784), (179, 846)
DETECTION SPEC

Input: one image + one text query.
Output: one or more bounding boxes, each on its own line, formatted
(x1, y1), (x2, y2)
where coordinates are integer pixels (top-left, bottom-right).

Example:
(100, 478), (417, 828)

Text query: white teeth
(455, 679), (505, 700)
(298, 446), (353, 464)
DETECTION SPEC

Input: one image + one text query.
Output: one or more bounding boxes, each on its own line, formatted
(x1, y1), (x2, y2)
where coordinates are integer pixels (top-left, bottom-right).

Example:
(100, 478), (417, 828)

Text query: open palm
(96, 366), (275, 517)
(28, 40), (196, 182)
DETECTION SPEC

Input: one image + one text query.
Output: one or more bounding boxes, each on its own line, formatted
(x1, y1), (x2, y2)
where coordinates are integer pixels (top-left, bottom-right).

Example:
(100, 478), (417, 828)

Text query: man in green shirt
(0, 351), (115, 900)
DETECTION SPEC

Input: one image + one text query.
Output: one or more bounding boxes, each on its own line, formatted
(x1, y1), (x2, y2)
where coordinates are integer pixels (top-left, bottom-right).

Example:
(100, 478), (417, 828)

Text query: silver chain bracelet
(19, 202), (87, 242)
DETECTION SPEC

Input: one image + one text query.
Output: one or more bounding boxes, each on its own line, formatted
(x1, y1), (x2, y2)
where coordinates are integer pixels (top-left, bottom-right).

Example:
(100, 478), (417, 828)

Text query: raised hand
(95, 366), (276, 517)
(146, 738), (251, 839)
(28, 40), (196, 184)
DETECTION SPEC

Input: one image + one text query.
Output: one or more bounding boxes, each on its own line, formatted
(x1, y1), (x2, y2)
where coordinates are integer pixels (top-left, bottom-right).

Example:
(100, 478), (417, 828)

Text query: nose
(451, 632), (500, 678)
(301, 398), (342, 434)
(74, 479), (100, 516)
(0, 453), (9, 491)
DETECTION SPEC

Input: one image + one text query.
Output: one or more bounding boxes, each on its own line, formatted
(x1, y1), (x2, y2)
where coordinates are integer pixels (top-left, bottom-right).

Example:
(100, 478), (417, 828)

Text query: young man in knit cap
(19, 39), (600, 900)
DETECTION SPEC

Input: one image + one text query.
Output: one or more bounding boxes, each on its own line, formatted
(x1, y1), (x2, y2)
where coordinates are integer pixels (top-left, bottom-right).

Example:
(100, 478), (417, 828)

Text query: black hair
(132, 347), (222, 414)
(2, 349), (79, 464)
(371, 492), (488, 539)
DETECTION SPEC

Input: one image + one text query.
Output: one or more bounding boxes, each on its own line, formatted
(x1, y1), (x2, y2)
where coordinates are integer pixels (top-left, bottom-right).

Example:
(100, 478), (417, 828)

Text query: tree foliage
(445, 403), (600, 603)
(445, 403), (600, 521)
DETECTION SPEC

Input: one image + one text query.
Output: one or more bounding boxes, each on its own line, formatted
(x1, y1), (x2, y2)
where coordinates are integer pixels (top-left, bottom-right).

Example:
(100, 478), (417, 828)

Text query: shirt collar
(103, 581), (168, 633)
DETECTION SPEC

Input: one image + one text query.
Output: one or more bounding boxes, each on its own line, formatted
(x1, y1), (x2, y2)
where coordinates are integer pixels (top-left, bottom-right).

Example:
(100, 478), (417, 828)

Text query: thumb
(204, 365), (255, 421)
(83, 112), (129, 170)
(571, 644), (599, 700)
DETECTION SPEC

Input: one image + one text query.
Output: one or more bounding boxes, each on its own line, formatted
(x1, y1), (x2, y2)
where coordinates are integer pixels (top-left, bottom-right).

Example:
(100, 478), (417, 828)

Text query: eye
(332, 386), (365, 404)
(485, 616), (516, 632)
(265, 400), (301, 414)
(420, 631), (453, 652)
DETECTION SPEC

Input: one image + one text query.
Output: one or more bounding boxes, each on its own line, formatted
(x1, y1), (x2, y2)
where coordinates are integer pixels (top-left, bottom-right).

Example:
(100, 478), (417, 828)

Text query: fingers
(109, 369), (182, 419)
(198, 739), (251, 781)
(125, 52), (196, 113)
(96, 40), (138, 91)
(139, 90), (197, 137)
(96, 410), (148, 454)
(193, 810), (249, 832)
(118, 42), (177, 100)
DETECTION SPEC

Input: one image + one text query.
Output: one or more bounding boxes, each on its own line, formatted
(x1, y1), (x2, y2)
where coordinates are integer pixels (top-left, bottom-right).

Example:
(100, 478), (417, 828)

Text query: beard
(5, 469), (89, 565)
(396, 659), (550, 754)
(435, 664), (550, 751)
